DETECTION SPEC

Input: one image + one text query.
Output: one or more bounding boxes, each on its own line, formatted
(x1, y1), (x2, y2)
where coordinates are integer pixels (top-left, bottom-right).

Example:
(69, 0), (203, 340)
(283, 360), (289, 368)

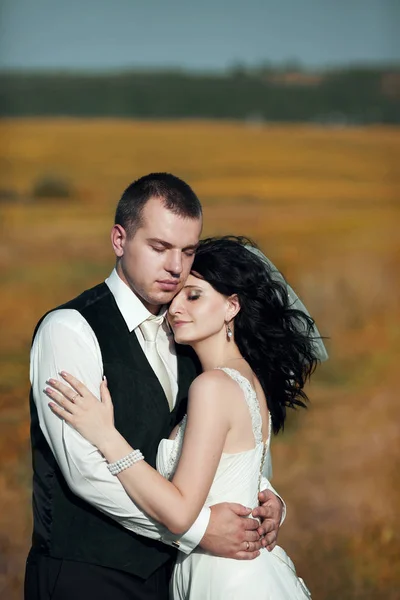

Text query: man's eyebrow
(147, 238), (172, 248)
(147, 238), (199, 251)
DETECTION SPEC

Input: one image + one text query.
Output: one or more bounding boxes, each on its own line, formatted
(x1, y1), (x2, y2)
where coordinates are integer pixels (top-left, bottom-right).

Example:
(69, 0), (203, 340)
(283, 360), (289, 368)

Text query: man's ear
(226, 294), (241, 322)
(111, 224), (127, 258)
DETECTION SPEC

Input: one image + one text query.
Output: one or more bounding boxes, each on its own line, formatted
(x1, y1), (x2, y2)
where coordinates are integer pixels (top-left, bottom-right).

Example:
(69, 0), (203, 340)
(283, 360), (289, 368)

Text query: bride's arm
(47, 370), (233, 535)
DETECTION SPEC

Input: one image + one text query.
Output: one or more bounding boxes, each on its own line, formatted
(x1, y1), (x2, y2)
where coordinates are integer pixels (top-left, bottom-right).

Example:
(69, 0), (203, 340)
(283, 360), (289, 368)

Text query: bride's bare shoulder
(187, 370), (244, 429)
(188, 369), (241, 401)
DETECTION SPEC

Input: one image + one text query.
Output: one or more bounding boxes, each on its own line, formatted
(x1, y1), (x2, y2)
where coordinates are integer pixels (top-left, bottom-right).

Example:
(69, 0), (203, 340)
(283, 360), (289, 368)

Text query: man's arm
(199, 451), (286, 557)
(31, 309), (209, 553)
(198, 478), (284, 558)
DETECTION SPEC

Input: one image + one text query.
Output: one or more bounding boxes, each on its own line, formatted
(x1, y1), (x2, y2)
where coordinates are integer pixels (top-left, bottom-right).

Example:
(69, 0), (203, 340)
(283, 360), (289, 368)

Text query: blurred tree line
(0, 66), (399, 123)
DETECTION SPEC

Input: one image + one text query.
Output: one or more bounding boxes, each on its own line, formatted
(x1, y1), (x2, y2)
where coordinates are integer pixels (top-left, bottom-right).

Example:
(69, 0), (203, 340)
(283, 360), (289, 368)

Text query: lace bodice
(157, 368), (272, 509)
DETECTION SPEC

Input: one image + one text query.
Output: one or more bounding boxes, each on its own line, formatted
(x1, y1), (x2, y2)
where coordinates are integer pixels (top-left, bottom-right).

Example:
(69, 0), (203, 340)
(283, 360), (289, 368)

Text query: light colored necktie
(139, 315), (174, 411)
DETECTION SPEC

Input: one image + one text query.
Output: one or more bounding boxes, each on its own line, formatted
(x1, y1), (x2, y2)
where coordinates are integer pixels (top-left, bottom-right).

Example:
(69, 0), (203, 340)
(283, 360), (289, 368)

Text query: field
(0, 119), (399, 599)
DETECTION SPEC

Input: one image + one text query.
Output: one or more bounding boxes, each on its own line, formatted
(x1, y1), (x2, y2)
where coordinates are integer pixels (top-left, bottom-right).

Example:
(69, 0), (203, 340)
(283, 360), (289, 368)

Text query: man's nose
(166, 250), (183, 276)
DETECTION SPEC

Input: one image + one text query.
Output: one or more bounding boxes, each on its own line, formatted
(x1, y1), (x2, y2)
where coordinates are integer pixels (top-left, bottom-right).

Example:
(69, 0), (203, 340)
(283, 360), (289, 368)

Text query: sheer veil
(245, 245), (328, 362)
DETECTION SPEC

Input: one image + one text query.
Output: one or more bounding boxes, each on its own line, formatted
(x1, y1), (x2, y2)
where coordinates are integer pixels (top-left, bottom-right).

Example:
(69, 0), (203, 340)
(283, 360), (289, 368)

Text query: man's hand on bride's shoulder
(252, 489), (283, 552)
(199, 502), (262, 560)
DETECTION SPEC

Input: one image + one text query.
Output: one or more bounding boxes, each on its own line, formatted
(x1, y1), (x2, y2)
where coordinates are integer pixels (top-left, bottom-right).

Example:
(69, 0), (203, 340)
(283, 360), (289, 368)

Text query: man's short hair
(115, 173), (203, 237)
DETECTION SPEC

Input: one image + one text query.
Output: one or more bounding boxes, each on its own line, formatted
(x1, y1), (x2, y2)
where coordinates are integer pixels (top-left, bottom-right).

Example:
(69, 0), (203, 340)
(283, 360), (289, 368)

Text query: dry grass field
(0, 119), (399, 599)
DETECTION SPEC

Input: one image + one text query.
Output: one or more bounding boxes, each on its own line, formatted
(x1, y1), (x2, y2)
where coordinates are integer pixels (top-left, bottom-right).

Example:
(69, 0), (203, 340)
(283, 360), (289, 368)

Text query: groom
(25, 173), (284, 600)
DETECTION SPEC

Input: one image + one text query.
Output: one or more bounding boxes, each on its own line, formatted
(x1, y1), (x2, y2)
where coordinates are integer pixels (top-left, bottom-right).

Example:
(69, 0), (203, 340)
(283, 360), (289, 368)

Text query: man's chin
(148, 289), (178, 307)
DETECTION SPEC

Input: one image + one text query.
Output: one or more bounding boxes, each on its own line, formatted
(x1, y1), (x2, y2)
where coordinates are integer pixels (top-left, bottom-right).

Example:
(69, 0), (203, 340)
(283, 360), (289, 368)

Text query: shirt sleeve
(259, 477), (286, 525)
(30, 309), (207, 553)
(174, 506), (211, 553)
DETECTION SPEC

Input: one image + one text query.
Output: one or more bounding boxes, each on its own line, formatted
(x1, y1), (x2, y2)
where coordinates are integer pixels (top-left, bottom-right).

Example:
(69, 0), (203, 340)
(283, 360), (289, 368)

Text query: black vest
(28, 283), (198, 579)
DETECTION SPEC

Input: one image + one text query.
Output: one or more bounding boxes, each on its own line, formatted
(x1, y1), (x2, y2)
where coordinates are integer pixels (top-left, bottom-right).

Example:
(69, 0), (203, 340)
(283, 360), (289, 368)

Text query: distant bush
(0, 188), (20, 203)
(32, 175), (73, 200)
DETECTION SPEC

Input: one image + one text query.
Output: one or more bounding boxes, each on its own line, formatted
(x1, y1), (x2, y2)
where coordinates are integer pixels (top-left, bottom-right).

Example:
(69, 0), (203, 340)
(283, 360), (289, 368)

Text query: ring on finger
(246, 542), (250, 551)
(71, 393), (80, 402)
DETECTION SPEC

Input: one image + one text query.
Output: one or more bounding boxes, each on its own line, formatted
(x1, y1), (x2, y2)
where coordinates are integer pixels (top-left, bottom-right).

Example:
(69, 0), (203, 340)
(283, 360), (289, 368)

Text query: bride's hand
(46, 372), (115, 450)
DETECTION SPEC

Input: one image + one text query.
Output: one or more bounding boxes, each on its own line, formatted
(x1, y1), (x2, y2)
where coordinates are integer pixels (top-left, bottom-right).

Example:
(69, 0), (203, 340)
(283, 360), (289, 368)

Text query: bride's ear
(225, 294), (240, 322)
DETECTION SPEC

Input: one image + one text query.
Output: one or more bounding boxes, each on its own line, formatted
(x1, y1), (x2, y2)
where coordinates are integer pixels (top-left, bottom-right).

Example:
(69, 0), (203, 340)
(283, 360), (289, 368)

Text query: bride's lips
(157, 280), (180, 291)
(172, 320), (192, 328)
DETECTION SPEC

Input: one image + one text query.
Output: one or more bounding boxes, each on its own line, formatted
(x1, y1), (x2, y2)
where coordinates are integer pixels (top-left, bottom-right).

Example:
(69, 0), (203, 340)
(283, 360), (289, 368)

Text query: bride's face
(168, 274), (228, 345)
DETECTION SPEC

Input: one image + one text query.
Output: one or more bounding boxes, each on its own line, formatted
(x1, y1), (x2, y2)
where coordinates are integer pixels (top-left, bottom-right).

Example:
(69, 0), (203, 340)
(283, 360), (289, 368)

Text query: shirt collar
(105, 268), (169, 333)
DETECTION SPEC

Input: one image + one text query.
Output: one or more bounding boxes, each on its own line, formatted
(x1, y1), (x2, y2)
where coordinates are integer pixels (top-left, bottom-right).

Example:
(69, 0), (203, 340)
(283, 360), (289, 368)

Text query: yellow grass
(0, 119), (399, 599)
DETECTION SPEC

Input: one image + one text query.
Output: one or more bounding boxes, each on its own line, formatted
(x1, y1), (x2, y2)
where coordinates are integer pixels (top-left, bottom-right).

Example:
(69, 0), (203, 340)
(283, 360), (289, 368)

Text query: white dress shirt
(30, 269), (285, 557)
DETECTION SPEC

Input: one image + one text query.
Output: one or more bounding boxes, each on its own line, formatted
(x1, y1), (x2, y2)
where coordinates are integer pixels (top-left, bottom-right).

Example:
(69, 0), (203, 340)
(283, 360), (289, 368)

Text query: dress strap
(215, 367), (264, 446)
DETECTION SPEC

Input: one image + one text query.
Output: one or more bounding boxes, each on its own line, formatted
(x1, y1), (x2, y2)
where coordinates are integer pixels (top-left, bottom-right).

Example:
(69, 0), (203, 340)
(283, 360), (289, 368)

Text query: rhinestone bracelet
(107, 449), (144, 476)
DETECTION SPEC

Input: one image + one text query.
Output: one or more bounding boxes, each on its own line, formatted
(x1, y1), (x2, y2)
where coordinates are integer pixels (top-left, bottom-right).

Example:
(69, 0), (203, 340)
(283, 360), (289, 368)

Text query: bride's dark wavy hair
(192, 236), (319, 434)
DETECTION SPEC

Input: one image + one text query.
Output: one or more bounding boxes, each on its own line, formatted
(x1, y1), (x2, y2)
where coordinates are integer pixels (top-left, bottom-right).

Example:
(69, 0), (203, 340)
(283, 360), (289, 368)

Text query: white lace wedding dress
(157, 368), (312, 599)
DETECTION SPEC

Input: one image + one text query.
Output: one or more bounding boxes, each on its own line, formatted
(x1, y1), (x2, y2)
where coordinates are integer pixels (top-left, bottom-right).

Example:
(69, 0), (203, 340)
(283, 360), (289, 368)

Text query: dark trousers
(24, 549), (172, 600)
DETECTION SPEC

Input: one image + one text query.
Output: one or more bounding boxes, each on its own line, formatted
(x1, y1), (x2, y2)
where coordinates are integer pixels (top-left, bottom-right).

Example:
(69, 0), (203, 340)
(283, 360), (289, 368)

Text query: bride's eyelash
(187, 294), (200, 301)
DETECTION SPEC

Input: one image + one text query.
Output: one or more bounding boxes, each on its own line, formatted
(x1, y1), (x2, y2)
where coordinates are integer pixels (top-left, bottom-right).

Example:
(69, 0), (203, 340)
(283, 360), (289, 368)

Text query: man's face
(113, 196), (202, 313)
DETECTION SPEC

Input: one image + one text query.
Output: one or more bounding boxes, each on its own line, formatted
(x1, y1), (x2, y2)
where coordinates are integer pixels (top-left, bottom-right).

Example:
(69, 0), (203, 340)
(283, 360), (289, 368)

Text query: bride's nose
(168, 296), (183, 316)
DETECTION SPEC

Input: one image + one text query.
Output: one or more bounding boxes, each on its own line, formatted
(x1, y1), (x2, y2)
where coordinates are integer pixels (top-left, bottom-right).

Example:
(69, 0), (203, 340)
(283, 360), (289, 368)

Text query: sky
(0, 0), (399, 72)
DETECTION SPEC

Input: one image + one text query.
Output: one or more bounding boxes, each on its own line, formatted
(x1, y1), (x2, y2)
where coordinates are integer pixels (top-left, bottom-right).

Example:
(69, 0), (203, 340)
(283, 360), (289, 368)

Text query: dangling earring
(226, 323), (233, 341)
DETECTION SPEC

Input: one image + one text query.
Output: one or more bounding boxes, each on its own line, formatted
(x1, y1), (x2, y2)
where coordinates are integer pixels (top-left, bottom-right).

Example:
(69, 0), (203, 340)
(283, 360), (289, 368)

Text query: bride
(46, 236), (320, 599)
